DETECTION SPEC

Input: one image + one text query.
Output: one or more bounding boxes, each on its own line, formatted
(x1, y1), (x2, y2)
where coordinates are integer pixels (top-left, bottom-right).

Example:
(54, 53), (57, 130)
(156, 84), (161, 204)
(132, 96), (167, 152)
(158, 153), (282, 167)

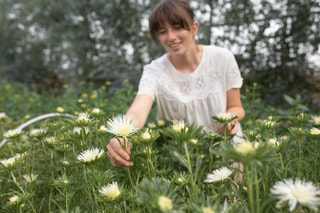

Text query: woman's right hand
(106, 138), (133, 167)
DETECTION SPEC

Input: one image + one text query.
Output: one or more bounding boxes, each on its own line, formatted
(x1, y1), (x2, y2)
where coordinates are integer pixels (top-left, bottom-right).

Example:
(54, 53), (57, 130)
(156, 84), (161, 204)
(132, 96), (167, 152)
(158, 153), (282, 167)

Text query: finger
(107, 148), (132, 167)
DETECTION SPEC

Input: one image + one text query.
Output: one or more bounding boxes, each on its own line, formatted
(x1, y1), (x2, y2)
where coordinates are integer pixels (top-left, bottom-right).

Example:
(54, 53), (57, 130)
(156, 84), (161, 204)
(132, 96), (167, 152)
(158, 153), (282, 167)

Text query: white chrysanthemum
(73, 127), (89, 135)
(9, 195), (19, 204)
(311, 115), (320, 125)
(147, 122), (157, 128)
(23, 174), (38, 183)
(216, 112), (235, 121)
(75, 112), (91, 125)
(158, 120), (165, 127)
(44, 137), (56, 144)
(99, 125), (107, 133)
(91, 108), (101, 114)
(142, 129), (151, 140)
(271, 179), (320, 211)
(106, 115), (138, 138)
(268, 138), (280, 146)
(204, 167), (233, 183)
(0, 112), (8, 119)
(30, 128), (47, 137)
(172, 120), (187, 133)
(4, 128), (22, 138)
(264, 120), (276, 128)
(99, 182), (121, 199)
(235, 140), (257, 155)
(158, 196), (173, 211)
(310, 127), (320, 135)
(202, 207), (215, 213)
(0, 156), (17, 167)
(77, 148), (104, 163)
(56, 107), (64, 112)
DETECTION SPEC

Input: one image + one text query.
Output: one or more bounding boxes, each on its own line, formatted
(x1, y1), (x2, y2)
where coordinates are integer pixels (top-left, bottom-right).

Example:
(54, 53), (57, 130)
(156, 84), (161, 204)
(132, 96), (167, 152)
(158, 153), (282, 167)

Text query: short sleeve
(225, 51), (243, 90)
(137, 65), (159, 100)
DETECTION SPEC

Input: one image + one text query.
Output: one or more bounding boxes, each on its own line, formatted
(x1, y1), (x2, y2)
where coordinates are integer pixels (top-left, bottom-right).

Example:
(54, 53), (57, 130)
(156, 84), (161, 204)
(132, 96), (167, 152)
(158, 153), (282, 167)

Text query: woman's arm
(106, 94), (154, 167)
(225, 88), (245, 134)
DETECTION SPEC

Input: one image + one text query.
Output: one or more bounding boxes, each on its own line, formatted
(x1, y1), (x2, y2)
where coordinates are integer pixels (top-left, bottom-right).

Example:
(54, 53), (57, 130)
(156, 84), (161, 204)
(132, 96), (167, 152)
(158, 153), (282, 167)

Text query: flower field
(0, 80), (320, 213)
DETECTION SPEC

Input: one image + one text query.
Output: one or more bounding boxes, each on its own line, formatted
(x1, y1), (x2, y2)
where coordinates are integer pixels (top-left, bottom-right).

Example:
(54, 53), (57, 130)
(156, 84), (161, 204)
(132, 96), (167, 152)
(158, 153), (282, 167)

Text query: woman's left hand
(218, 119), (239, 135)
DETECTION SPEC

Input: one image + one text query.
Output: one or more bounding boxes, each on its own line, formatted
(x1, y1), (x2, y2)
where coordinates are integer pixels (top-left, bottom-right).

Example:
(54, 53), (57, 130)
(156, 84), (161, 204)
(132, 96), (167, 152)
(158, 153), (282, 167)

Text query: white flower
(0, 156), (17, 167)
(264, 120), (276, 128)
(204, 167), (233, 183)
(30, 128), (47, 137)
(216, 112), (235, 121)
(0, 112), (8, 119)
(202, 207), (215, 213)
(271, 179), (320, 211)
(73, 127), (89, 135)
(9, 195), (19, 204)
(142, 129), (151, 140)
(268, 138), (280, 146)
(99, 182), (121, 199)
(77, 148), (104, 163)
(56, 107), (64, 113)
(23, 174), (38, 183)
(91, 108), (101, 114)
(158, 196), (173, 211)
(106, 115), (138, 138)
(235, 140), (257, 155)
(4, 128), (22, 138)
(44, 137), (56, 144)
(99, 125), (107, 133)
(190, 139), (198, 144)
(147, 122), (157, 128)
(75, 112), (91, 125)
(158, 120), (165, 127)
(172, 120), (187, 133)
(311, 115), (320, 125)
(310, 127), (320, 135)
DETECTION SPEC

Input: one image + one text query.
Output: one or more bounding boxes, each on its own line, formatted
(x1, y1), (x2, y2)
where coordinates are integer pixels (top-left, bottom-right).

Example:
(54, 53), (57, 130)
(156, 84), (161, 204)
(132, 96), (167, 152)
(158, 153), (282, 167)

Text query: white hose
(0, 113), (76, 148)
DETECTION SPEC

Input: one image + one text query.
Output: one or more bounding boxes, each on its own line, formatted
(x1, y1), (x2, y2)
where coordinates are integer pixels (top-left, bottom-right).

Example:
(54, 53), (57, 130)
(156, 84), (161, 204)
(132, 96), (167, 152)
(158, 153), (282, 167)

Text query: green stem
(245, 165), (254, 213)
(127, 167), (134, 188)
(314, 140), (318, 182)
(254, 166), (260, 213)
(184, 142), (195, 193)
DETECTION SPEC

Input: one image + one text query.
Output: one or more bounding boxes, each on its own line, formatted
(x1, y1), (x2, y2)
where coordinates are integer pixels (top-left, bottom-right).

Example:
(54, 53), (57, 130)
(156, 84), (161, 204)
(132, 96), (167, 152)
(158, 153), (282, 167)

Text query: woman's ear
(192, 22), (199, 37)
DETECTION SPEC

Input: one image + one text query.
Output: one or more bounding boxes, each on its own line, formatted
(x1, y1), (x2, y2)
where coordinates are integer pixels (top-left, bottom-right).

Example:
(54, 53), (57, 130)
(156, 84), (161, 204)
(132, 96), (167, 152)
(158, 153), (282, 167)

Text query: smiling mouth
(169, 43), (180, 48)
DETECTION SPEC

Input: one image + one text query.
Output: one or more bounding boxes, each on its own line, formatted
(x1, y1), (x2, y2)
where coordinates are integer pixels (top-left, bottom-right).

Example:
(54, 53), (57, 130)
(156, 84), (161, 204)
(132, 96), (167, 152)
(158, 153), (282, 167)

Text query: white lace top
(137, 45), (243, 136)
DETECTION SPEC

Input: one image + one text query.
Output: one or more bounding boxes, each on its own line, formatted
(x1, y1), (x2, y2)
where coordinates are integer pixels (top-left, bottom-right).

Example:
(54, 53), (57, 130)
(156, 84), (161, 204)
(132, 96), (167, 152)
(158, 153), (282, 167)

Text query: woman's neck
(169, 45), (203, 74)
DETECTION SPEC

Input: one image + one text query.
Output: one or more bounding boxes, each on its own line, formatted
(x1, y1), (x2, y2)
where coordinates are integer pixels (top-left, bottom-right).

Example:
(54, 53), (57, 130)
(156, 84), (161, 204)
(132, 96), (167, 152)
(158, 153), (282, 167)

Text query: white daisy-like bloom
(310, 127), (320, 135)
(202, 207), (215, 213)
(30, 128), (48, 137)
(311, 115), (320, 125)
(142, 129), (151, 140)
(0, 112), (7, 119)
(75, 112), (91, 125)
(23, 174), (38, 183)
(44, 137), (56, 144)
(158, 196), (173, 211)
(158, 120), (165, 127)
(91, 108), (101, 114)
(99, 125), (108, 133)
(264, 120), (276, 128)
(204, 167), (233, 183)
(216, 112), (235, 121)
(172, 120), (188, 133)
(235, 140), (257, 155)
(9, 195), (19, 204)
(99, 181), (121, 199)
(0, 156), (17, 167)
(271, 179), (320, 211)
(77, 148), (104, 163)
(73, 127), (89, 135)
(106, 115), (139, 138)
(56, 107), (64, 113)
(147, 122), (157, 128)
(190, 139), (198, 144)
(4, 128), (22, 138)
(268, 138), (280, 146)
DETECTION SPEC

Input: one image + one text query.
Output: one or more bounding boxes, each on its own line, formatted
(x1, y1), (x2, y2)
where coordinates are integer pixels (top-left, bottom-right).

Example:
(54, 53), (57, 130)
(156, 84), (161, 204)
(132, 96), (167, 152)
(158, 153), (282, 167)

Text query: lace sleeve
(226, 51), (243, 90)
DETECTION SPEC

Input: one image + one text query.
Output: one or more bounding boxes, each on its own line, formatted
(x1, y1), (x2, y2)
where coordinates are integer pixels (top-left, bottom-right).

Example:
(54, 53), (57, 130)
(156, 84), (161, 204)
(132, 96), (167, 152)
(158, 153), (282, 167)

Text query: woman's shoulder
(144, 54), (168, 70)
(203, 45), (234, 57)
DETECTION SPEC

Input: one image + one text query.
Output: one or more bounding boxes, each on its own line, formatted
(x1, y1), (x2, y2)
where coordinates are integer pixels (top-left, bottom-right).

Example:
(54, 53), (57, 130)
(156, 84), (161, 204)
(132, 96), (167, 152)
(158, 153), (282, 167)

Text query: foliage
(1, 80), (320, 213)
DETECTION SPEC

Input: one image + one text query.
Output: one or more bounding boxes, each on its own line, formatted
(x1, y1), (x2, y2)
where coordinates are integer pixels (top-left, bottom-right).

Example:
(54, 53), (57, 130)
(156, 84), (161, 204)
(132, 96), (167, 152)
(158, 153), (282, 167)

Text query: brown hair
(149, 0), (195, 46)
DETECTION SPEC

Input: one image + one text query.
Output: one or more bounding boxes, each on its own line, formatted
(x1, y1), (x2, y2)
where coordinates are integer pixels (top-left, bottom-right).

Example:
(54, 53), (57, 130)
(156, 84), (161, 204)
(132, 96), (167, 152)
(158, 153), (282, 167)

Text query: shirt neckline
(165, 45), (206, 77)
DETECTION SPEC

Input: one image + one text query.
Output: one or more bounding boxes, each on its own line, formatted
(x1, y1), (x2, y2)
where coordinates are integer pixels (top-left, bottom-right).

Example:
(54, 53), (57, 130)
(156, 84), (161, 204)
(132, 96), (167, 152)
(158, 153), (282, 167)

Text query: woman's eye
(158, 30), (166, 34)
(174, 25), (181, 30)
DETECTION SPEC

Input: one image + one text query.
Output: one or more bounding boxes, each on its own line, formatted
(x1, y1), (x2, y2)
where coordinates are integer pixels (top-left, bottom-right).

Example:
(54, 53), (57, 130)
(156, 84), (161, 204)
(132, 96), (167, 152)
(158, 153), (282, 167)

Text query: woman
(107, 0), (245, 168)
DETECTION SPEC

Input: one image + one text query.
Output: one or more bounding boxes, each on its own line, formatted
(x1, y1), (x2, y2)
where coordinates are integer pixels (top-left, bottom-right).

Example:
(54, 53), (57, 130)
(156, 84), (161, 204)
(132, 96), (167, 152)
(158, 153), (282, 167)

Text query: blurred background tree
(0, 0), (319, 109)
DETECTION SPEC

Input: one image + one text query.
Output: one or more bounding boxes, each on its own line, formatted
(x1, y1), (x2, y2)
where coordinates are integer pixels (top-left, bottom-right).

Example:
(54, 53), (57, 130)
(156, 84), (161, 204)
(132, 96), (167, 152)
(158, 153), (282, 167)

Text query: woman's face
(157, 21), (198, 56)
